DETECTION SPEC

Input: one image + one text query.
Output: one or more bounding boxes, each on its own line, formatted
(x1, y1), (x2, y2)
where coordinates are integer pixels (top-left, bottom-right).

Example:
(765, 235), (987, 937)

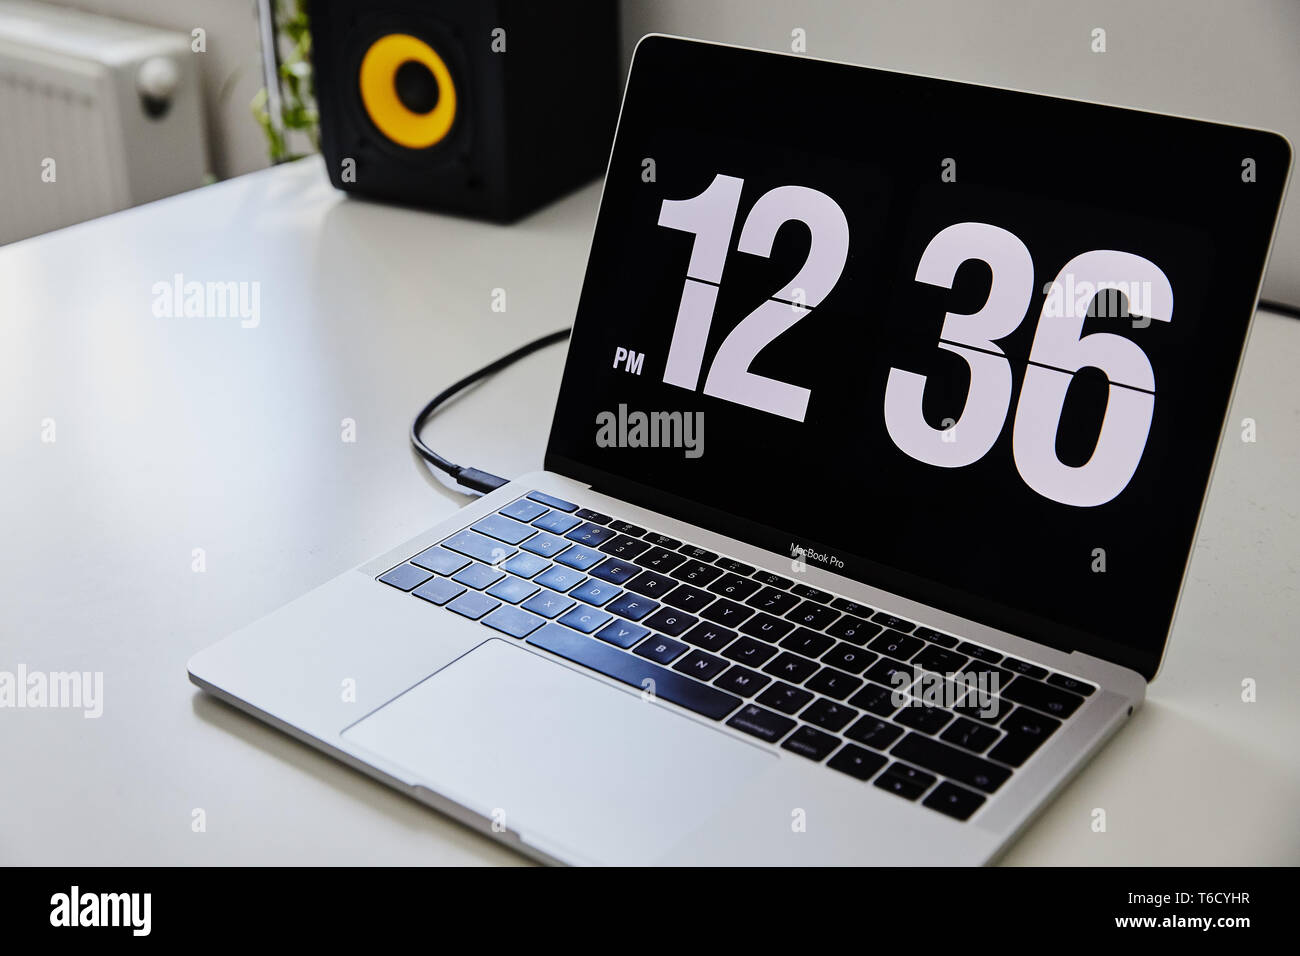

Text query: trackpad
(342, 638), (772, 864)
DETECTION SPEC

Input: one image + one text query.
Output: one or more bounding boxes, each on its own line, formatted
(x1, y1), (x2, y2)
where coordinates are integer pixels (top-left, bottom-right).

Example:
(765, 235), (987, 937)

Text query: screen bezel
(544, 34), (1293, 682)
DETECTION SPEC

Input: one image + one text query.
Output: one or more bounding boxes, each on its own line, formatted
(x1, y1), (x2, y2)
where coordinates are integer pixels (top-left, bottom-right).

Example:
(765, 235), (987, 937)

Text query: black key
(726, 703), (796, 743)
(608, 519), (646, 536)
(641, 531), (682, 549)
(870, 612), (915, 632)
(575, 508), (611, 524)
(722, 636), (778, 667)
(673, 649), (730, 681)
(831, 597), (872, 616)
(596, 619), (649, 649)
(708, 573), (761, 601)
(1002, 657), (1049, 680)
(805, 667), (864, 700)
(1002, 676), (1085, 719)
(940, 716), (1001, 753)
(894, 703), (954, 734)
(714, 665), (771, 697)
(756, 681), (814, 715)
(847, 683), (901, 717)
(634, 634), (688, 664)
(1047, 673), (1096, 696)
(913, 626), (960, 648)
(644, 607), (697, 637)
(957, 641), (1002, 664)
(800, 697), (858, 732)
(714, 557), (756, 575)
(412, 577), (466, 606)
(864, 657), (915, 691)
(740, 612), (795, 643)
(526, 491), (578, 512)
(789, 583), (832, 603)
(785, 601), (839, 630)
(700, 597), (753, 627)
(781, 726), (839, 761)
(988, 706), (1061, 766)
(682, 622), (736, 652)
(378, 563), (433, 591)
(912, 644), (970, 675)
(662, 583), (715, 613)
(442, 529), (516, 564)
(891, 732), (1012, 793)
(924, 782), (986, 821)
(762, 652), (819, 684)
(678, 544), (718, 562)
(751, 571), (792, 589)
(952, 694), (1011, 726)
(625, 569), (679, 599)
(873, 763), (936, 800)
(635, 547), (688, 572)
(565, 522), (617, 547)
(868, 629), (924, 661)
(745, 587), (801, 615)
(820, 642), (876, 675)
(527, 623), (740, 720)
(845, 716), (905, 750)
(671, 560), (723, 586)
(828, 743), (889, 781)
(410, 546), (470, 576)
(826, 615), (881, 646)
(780, 628), (835, 659)
(599, 534), (652, 559)
(605, 592), (659, 622)
(589, 558), (640, 584)
(961, 662), (1015, 697)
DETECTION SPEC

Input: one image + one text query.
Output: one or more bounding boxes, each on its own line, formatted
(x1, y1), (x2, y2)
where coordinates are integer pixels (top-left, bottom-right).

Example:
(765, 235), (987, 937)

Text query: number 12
(657, 173), (849, 422)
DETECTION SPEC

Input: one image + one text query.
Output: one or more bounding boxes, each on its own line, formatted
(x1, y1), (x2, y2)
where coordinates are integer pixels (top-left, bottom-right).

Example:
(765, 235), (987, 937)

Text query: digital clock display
(547, 37), (1290, 676)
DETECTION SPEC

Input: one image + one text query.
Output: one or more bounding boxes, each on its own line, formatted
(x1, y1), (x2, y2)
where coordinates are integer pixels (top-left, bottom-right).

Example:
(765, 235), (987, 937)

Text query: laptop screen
(546, 36), (1291, 679)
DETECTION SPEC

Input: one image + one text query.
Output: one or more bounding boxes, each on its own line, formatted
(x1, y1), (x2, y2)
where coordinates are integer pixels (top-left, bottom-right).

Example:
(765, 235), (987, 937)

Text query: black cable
(1259, 298), (1300, 321)
(410, 327), (571, 494)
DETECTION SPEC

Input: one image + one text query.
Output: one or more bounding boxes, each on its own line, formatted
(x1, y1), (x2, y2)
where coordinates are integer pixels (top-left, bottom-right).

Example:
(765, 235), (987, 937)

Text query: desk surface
(2, 159), (1296, 865)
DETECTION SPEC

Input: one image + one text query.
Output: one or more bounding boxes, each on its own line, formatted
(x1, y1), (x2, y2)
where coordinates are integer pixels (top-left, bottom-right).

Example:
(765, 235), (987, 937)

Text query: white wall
(44, 0), (271, 179)
(619, 0), (1300, 305)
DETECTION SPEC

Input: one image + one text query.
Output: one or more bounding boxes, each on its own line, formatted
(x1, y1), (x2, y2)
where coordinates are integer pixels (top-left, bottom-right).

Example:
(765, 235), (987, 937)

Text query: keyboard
(377, 490), (1096, 823)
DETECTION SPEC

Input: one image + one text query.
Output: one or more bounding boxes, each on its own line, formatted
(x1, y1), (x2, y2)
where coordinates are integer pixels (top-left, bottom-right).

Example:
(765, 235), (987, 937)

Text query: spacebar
(527, 623), (742, 721)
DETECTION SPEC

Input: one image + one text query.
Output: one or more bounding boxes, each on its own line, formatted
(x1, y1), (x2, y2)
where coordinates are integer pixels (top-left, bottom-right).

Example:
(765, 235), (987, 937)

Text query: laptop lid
(545, 35), (1291, 681)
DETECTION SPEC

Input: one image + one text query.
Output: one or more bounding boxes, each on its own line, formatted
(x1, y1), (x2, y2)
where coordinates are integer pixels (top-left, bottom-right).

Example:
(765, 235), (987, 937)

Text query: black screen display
(546, 37), (1291, 679)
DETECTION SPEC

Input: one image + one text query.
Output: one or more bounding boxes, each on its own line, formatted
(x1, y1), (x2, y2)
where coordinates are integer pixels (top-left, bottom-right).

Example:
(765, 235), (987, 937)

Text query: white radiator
(0, 0), (208, 244)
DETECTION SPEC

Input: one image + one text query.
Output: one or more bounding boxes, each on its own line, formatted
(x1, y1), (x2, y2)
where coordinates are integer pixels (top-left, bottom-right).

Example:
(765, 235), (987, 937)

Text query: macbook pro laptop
(188, 36), (1291, 865)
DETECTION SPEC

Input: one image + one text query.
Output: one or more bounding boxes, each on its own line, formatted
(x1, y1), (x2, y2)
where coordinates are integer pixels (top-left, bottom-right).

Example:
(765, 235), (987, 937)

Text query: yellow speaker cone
(358, 33), (457, 149)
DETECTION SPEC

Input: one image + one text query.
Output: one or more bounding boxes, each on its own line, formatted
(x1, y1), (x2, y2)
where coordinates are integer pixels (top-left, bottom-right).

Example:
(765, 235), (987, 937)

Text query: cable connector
(410, 328), (570, 495)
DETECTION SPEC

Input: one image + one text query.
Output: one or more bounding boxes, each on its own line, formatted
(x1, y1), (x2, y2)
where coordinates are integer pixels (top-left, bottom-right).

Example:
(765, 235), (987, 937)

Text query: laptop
(188, 35), (1291, 865)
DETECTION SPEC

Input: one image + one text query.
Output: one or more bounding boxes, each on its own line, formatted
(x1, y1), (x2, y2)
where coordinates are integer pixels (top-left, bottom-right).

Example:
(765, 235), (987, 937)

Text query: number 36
(883, 221), (1172, 507)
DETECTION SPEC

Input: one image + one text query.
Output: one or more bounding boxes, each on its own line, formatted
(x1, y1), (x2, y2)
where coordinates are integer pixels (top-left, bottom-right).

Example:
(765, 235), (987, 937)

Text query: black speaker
(309, 1), (620, 222)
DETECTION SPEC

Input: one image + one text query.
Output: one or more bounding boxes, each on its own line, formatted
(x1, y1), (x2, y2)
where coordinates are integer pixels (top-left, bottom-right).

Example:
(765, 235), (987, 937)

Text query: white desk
(2, 159), (1296, 865)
